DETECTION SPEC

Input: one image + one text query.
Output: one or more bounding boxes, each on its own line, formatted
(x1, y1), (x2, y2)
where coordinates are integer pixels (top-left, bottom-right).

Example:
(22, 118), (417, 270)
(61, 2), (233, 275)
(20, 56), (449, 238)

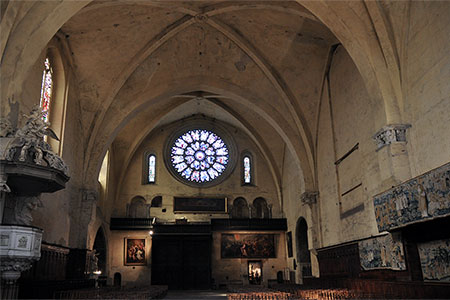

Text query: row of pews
(227, 281), (450, 299)
(54, 285), (168, 299)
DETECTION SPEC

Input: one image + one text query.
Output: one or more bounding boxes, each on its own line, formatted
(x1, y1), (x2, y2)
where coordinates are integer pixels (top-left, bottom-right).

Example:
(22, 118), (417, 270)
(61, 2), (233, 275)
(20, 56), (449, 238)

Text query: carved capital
(0, 258), (33, 274)
(373, 124), (411, 150)
(300, 191), (319, 205)
(82, 189), (98, 205)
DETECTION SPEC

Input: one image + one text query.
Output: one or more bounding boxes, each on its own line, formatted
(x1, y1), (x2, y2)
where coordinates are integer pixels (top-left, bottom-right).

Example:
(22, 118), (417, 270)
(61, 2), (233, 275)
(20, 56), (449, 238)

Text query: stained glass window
(148, 155), (156, 183)
(170, 129), (229, 183)
(244, 156), (251, 184)
(39, 57), (53, 122)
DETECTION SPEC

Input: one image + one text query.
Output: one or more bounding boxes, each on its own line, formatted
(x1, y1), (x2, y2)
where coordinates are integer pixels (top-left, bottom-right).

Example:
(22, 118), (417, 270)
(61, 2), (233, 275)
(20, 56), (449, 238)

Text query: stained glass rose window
(170, 129), (229, 183)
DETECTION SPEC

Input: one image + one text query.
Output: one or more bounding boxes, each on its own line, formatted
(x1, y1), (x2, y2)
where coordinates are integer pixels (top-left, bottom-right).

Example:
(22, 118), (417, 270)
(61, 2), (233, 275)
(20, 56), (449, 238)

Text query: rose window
(170, 129), (229, 183)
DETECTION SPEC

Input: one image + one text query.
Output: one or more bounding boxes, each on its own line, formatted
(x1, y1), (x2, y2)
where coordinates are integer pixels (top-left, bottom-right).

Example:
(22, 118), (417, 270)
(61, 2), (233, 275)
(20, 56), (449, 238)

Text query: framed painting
(221, 234), (276, 258)
(124, 238), (146, 266)
(173, 197), (227, 213)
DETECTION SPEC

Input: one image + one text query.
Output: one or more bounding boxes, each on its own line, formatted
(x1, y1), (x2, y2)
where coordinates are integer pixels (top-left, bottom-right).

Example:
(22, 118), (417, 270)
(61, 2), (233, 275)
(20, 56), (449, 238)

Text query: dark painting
(124, 238), (146, 266)
(174, 197), (226, 213)
(286, 231), (293, 258)
(221, 234), (276, 258)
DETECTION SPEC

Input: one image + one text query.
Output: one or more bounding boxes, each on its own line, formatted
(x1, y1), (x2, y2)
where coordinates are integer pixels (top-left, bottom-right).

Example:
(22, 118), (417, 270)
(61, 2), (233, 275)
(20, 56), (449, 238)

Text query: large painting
(124, 238), (146, 266)
(174, 197), (227, 213)
(418, 239), (450, 282)
(221, 234), (276, 258)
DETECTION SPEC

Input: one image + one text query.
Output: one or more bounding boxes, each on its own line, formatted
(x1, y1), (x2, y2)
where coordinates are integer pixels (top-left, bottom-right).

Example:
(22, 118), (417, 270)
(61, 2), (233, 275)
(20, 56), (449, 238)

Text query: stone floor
(163, 290), (228, 299)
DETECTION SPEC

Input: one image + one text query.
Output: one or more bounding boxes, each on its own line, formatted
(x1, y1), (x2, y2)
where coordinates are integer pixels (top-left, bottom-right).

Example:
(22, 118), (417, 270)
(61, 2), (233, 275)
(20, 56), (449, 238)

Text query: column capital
(300, 191), (319, 205)
(373, 124), (411, 150)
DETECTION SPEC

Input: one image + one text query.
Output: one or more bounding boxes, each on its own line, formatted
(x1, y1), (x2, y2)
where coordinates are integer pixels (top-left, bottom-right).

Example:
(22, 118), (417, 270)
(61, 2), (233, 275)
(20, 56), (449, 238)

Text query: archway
(232, 197), (249, 218)
(295, 217), (311, 278)
(93, 227), (107, 276)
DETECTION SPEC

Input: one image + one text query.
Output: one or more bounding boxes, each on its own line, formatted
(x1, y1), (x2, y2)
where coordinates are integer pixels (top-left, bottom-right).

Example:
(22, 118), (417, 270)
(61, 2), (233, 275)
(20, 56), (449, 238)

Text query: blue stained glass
(192, 141), (200, 151)
(208, 168), (218, 179)
(216, 156), (228, 164)
(200, 142), (208, 151)
(216, 148), (228, 156)
(185, 148), (195, 156)
(175, 162), (187, 172)
(207, 134), (217, 144)
(200, 171), (210, 181)
(213, 163), (225, 172)
(183, 167), (193, 178)
(213, 140), (224, 149)
(205, 148), (215, 156)
(172, 147), (184, 155)
(200, 130), (209, 141)
(171, 129), (229, 183)
(192, 160), (200, 170)
(191, 171), (200, 182)
(191, 131), (200, 141)
(182, 133), (193, 143)
(175, 140), (187, 149)
(200, 161), (209, 170)
(172, 156), (184, 164)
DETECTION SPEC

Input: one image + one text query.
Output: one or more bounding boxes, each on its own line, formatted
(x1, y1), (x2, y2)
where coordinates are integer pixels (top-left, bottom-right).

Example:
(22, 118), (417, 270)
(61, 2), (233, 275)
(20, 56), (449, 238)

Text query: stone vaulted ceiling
(59, 1), (338, 189)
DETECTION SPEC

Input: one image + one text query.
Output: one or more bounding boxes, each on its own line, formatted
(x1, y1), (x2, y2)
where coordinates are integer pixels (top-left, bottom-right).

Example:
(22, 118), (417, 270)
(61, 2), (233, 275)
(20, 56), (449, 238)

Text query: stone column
(373, 124), (411, 187)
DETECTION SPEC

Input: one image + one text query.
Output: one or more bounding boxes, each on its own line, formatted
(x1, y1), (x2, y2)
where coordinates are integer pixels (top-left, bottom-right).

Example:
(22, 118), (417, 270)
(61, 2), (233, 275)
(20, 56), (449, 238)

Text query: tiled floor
(163, 290), (228, 299)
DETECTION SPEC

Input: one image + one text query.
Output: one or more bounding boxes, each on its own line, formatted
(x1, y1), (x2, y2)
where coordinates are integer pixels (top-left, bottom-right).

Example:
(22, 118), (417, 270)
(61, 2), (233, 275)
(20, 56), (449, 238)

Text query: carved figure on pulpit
(14, 196), (43, 225)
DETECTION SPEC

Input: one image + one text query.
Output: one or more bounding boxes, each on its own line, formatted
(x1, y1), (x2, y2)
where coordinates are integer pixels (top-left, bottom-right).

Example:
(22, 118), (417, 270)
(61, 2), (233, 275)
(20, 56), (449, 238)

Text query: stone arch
(127, 196), (148, 218)
(150, 196), (162, 208)
(252, 197), (270, 219)
(92, 226), (107, 275)
(295, 217), (311, 278)
(232, 197), (249, 219)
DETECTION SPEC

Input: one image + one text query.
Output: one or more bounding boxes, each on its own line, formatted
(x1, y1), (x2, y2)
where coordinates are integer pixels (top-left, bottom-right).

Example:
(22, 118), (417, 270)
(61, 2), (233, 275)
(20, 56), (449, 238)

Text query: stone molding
(300, 191), (319, 205)
(373, 124), (411, 150)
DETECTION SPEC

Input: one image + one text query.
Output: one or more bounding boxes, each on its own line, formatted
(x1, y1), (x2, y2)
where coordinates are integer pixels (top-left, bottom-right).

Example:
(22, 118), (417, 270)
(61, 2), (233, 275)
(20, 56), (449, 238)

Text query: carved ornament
(373, 124), (411, 151)
(300, 191), (319, 205)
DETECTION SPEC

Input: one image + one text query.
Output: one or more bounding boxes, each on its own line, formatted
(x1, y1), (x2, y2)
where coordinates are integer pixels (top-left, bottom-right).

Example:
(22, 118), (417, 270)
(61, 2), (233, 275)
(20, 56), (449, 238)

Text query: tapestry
(358, 233), (406, 270)
(373, 163), (450, 232)
(221, 234), (276, 258)
(418, 239), (450, 282)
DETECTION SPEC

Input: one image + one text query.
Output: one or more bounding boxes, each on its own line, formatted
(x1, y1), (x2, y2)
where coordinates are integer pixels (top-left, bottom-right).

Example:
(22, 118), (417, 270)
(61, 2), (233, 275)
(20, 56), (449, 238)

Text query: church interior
(1, 1), (449, 299)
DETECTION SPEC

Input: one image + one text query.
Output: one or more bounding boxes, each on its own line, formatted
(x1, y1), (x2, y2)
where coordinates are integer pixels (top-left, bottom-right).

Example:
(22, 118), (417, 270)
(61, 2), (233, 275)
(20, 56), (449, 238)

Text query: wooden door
(151, 235), (211, 289)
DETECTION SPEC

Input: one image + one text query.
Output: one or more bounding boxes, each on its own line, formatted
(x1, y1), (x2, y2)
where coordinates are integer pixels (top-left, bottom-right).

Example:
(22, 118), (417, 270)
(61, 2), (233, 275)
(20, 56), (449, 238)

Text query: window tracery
(170, 129), (229, 184)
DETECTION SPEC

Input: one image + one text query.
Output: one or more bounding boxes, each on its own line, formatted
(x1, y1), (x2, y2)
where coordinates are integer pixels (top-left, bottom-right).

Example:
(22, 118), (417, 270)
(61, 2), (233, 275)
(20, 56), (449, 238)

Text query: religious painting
(286, 231), (293, 258)
(418, 239), (450, 282)
(124, 238), (146, 266)
(174, 197), (227, 213)
(248, 261), (262, 285)
(221, 234), (276, 258)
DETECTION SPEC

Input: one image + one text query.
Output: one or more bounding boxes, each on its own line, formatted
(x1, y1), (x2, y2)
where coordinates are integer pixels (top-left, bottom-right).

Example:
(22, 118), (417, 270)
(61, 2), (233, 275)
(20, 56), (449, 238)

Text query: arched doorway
(295, 218), (311, 279)
(93, 227), (107, 276)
